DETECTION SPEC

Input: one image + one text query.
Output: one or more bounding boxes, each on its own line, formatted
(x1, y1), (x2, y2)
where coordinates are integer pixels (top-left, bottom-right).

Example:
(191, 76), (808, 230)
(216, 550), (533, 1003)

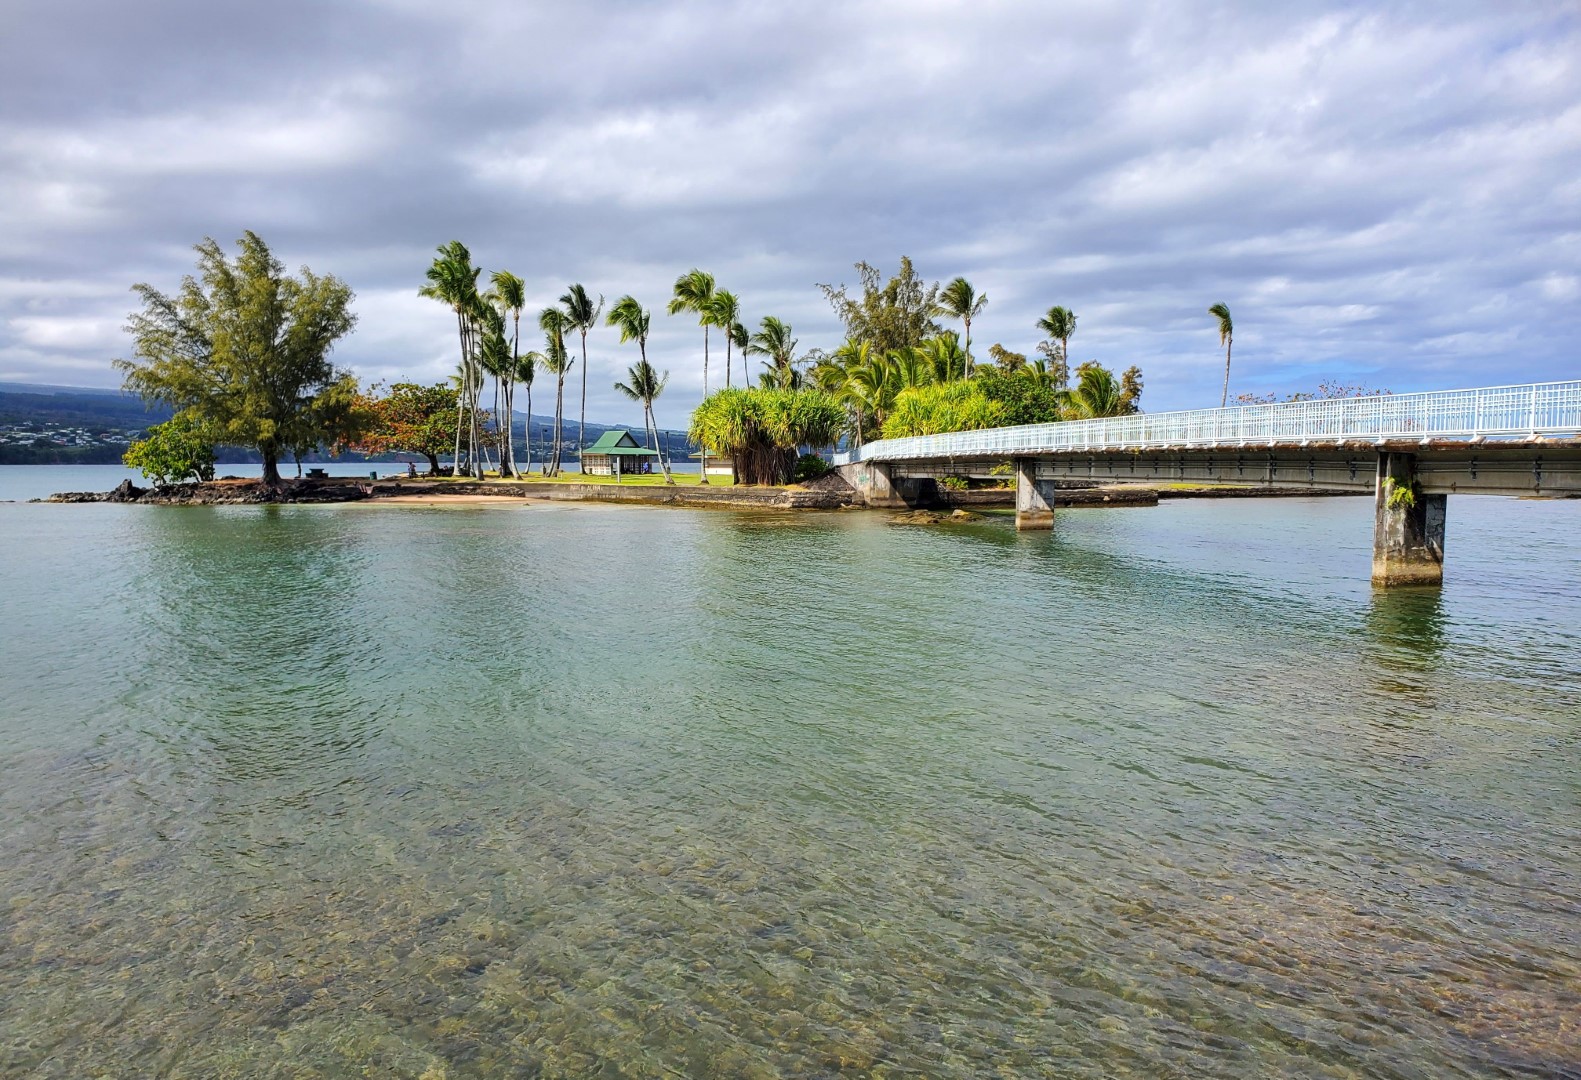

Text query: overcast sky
(2, 0), (1577, 429)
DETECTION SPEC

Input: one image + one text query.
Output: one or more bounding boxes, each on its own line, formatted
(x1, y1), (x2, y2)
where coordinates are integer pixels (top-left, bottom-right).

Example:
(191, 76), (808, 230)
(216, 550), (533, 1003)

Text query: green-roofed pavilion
(582, 429), (661, 479)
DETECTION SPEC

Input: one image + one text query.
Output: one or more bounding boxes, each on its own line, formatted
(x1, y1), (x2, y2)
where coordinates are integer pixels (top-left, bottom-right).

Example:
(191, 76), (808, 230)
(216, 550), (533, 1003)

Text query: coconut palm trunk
(1221, 337), (1233, 407)
(552, 374), (565, 475)
(578, 330), (588, 467)
(451, 311), (467, 475)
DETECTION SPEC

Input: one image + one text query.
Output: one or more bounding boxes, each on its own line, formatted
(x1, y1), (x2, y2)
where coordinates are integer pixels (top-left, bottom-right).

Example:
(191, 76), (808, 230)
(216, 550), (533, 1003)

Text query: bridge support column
(1015, 459), (1057, 530)
(1373, 452), (1446, 587)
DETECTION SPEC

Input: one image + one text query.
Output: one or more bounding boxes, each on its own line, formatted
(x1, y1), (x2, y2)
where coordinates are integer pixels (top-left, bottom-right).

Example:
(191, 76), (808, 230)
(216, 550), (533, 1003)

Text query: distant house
(691, 452), (736, 482)
(581, 430), (661, 478)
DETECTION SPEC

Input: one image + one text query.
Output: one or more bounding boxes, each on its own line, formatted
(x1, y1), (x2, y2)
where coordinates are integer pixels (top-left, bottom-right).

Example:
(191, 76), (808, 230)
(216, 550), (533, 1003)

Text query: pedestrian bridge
(832, 380), (1581, 587)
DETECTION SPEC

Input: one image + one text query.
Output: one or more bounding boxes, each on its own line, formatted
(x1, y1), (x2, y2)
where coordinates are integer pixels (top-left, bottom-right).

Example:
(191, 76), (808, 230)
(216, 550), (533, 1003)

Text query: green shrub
(792, 453), (833, 483)
(123, 413), (216, 485)
(939, 474), (969, 491)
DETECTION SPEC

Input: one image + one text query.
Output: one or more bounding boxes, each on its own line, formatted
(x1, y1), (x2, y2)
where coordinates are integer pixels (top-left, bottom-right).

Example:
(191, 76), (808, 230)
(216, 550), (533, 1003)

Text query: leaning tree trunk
(550, 375), (565, 477)
(499, 377), (513, 477)
(1220, 337), (1232, 408)
(425, 452), (440, 476)
(451, 310), (467, 476)
(648, 405), (674, 484)
(578, 332), (589, 472)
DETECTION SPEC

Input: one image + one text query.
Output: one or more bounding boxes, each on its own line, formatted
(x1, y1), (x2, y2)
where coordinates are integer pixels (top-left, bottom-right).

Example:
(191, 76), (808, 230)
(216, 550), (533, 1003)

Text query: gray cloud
(2, 0), (1577, 428)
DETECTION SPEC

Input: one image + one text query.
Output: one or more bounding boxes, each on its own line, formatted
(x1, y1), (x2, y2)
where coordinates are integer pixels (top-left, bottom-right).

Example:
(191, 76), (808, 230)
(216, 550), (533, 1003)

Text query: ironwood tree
(817, 257), (942, 355)
(117, 231), (358, 486)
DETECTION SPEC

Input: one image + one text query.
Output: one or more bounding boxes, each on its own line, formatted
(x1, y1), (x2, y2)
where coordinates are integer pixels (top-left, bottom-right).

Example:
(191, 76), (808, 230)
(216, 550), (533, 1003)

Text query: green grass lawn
(414, 469), (739, 488)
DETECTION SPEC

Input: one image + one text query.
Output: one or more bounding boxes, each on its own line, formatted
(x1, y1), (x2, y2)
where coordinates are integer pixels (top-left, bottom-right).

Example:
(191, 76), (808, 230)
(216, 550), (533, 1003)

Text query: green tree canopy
(346, 382), (460, 475)
(882, 382), (1006, 439)
(122, 412), (217, 485)
(116, 231), (357, 485)
(972, 368), (1062, 426)
(817, 257), (942, 354)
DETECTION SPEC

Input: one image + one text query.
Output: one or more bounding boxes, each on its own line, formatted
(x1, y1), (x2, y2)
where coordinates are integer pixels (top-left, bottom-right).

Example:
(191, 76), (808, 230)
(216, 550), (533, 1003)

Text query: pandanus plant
(689, 387), (844, 486)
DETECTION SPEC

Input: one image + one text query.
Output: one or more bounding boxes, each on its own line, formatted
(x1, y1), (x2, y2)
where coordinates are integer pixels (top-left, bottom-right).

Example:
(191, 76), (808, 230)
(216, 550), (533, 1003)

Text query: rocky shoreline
(43, 474), (1366, 511)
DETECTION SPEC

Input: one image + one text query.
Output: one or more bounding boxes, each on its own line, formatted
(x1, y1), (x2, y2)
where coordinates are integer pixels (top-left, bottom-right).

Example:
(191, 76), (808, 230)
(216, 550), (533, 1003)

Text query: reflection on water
(1, 498), (1578, 1078)
(1367, 588), (1448, 680)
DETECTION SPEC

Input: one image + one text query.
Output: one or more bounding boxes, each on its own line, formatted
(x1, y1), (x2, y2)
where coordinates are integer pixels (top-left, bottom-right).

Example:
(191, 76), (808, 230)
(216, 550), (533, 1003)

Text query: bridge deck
(833, 381), (1581, 468)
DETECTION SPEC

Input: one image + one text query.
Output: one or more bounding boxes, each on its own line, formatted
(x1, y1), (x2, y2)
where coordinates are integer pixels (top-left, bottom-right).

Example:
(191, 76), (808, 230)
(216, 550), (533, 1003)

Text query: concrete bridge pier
(1015, 458), (1058, 530)
(1373, 452), (1447, 587)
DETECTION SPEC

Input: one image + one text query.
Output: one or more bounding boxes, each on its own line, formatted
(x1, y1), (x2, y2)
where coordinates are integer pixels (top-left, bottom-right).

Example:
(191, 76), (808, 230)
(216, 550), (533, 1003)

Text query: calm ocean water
(1, 469), (1577, 1078)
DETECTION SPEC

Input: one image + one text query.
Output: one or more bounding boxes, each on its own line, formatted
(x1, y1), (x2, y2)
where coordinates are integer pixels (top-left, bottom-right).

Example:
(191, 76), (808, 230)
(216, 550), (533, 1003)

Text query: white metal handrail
(830, 380), (1581, 465)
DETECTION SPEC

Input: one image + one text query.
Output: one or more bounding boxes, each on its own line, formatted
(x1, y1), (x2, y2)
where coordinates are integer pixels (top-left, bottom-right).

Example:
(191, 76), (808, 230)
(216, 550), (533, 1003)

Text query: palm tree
(707, 290), (742, 388)
(477, 305), (512, 474)
(419, 242), (482, 476)
(1209, 302), (1233, 407)
(487, 270), (526, 475)
(918, 332), (964, 385)
(846, 348), (897, 444)
(560, 284), (603, 466)
(614, 361), (672, 484)
(935, 277), (987, 377)
(1035, 306), (1077, 388)
(1062, 362), (1130, 419)
(539, 306), (573, 476)
(730, 320), (749, 387)
(747, 316), (800, 389)
(668, 269), (716, 482)
(607, 296), (674, 484)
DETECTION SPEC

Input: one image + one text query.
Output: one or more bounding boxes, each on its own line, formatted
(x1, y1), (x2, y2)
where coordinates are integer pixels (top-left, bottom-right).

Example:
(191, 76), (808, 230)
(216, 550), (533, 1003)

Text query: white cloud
(0, 0), (1577, 422)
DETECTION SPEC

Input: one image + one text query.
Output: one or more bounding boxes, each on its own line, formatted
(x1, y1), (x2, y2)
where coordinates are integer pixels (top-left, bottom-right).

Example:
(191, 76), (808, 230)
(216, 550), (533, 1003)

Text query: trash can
(369, 470), (378, 480)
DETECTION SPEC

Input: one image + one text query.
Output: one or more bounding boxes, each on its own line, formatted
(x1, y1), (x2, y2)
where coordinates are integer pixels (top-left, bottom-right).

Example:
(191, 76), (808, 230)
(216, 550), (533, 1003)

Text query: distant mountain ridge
(0, 382), (694, 465)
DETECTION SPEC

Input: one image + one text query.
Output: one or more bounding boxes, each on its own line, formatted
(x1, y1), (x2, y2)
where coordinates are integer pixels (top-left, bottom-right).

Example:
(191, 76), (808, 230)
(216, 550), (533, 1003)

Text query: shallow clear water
(1, 484), (1577, 1078)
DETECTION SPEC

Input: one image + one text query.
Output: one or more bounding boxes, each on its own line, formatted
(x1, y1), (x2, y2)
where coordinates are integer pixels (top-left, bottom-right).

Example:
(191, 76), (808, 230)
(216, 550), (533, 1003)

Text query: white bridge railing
(831, 380), (1581, 465)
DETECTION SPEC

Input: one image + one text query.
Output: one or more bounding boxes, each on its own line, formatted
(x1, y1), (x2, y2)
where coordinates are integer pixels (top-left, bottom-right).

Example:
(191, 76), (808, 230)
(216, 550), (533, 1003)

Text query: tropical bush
(881, 382), (1005, 439)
